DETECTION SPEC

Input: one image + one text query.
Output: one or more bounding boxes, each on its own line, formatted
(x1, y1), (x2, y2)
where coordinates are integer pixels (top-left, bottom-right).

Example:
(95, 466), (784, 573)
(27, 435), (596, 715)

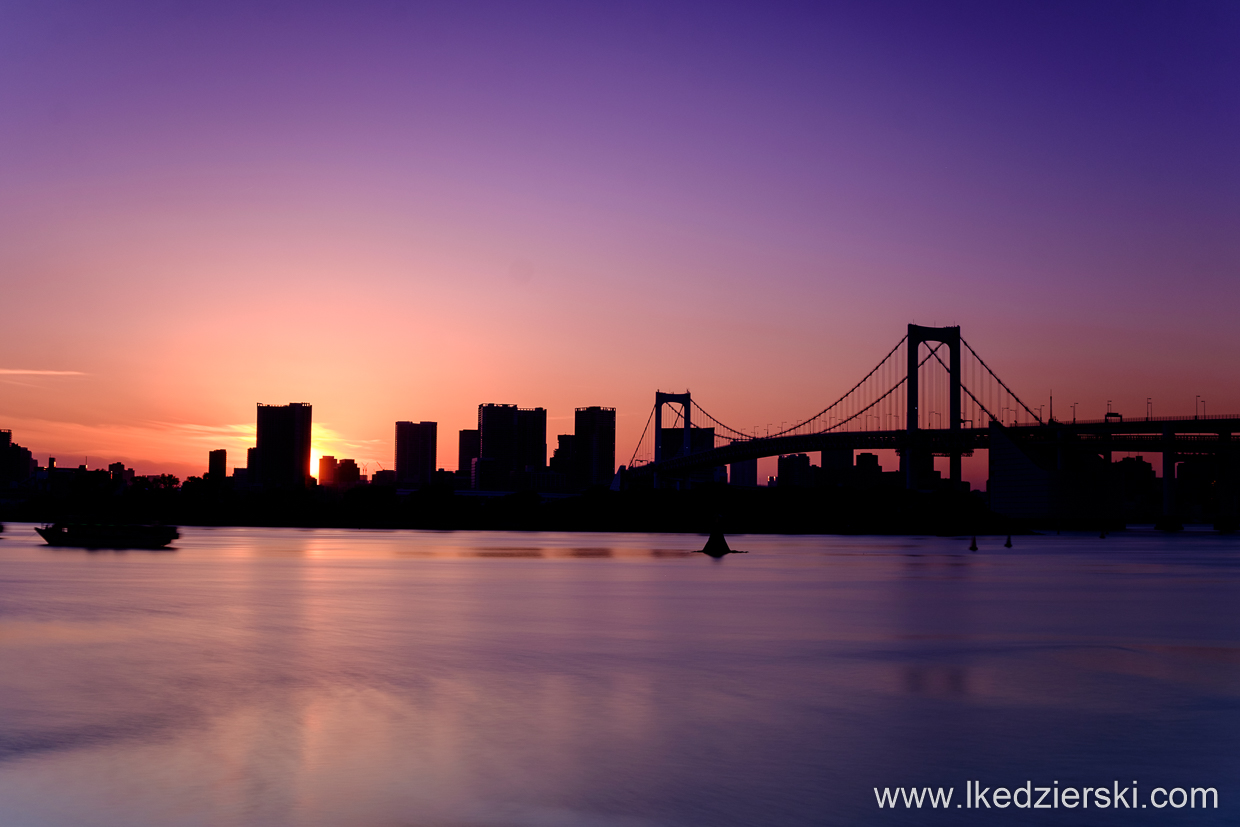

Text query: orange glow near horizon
(1, 5), (1236, 489)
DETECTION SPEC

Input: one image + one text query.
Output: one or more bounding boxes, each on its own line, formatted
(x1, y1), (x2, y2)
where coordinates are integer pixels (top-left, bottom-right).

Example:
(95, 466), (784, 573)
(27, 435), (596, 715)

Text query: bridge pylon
(654, 391), (692, 487)
(904, 324), (962, 490)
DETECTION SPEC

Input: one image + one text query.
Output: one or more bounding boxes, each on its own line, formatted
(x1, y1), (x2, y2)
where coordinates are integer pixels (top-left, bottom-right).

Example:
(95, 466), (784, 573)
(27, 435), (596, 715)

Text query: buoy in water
(698, 530), (747, 558)
(1004, 535), (1012, 548)
(969, 536), (978, 551)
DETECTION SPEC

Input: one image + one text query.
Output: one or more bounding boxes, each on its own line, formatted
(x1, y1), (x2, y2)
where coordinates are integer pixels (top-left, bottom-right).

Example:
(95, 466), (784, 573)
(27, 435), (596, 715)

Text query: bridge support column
(949, 333), (962, 489)
(1158, 425), (1182, 531)
(1216, 432), (1236, 532)
(904, 332), (918, 489)
(653, 396), (663, 488)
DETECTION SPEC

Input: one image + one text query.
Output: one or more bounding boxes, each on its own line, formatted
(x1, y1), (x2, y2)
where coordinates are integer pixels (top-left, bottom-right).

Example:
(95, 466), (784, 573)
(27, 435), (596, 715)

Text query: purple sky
(1, 1), (1237, 480)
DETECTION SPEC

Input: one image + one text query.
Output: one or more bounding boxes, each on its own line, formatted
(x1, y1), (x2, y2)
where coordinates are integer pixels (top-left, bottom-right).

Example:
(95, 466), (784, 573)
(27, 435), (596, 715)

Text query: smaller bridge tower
(654, 391), (693, 464)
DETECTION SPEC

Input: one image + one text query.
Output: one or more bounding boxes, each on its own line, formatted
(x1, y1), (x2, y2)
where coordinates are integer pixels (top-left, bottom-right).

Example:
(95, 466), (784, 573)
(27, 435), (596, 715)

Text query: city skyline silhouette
(2, 7), (1238, 826)
(0, 3), (1235, 487)
(4, 319), (1235, 533)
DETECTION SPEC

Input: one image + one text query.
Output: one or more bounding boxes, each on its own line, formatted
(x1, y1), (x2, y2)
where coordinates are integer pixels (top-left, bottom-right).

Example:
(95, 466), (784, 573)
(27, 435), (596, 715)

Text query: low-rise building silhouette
(729, 457), (758, 486)
(0, 429), (35, 489)
(318, 455), (338, 486)
(777, 453), (814, 487)
(334, 459), (362, 488)
(549, 434), (575, 475)
(658, 426), (724, 485)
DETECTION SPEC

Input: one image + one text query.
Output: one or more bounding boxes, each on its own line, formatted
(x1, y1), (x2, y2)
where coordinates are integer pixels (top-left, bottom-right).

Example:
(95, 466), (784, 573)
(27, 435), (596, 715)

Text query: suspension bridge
(625, 324), (1239, 524)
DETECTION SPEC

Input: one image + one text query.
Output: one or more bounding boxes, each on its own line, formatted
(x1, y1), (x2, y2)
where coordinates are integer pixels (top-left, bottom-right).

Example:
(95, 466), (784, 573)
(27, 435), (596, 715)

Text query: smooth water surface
(0, 525), (1237, 826)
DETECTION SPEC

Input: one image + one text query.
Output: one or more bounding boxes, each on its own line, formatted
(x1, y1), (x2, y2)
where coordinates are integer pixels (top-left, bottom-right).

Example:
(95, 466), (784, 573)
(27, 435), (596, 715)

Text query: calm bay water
(0, 524), (1237, 826)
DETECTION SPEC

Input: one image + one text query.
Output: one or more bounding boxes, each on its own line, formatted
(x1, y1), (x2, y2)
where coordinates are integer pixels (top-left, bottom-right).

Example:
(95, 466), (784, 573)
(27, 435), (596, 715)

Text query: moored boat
(35, 522), (179, 550)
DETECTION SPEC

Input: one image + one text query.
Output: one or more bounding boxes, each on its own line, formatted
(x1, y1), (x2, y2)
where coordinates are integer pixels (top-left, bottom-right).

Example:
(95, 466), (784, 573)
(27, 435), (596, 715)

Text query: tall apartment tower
(255, 403), (312, 489)
(458, 429), (480, 474)
(208, 449), (227, 482)
(573, 406), (616, 488)
(476, 404), (546, 488)
(395, 421), (437, 487)
(516, 407), (547, 470)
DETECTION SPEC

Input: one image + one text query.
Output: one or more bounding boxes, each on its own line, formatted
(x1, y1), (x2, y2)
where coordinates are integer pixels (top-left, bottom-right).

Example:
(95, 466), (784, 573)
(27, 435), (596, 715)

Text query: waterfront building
(475, 404), (546, 489)
(657, 426), (725, 486)
(729, 457), (758, 487)
(572, 406), (616, 489)
(395, 421), (436, 487)
(0, 429), (35, 488)
(208, 449), (226, 482)
(458, 429), (480, 479)
(255, 403), (312, 489)
(335, 459), (362, 488)
(516, 407), (547, 471)
(777, 453), (814, 488)
(318, 455), (338, 486)
(549, 434), (575, 475)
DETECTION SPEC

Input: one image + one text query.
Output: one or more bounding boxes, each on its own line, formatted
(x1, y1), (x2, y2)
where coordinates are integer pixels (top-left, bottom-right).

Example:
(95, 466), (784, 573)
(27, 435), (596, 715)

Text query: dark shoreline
(0, 484), (1092, 536)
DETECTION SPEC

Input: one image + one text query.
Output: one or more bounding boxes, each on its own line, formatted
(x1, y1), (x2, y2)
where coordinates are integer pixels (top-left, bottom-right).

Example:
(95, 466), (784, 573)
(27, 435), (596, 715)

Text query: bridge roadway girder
(1004, 417), (1240, 457)
(628, 417), (1240, 480)
(1007, 432), (1238, 456)
(629, 429), (987, 478)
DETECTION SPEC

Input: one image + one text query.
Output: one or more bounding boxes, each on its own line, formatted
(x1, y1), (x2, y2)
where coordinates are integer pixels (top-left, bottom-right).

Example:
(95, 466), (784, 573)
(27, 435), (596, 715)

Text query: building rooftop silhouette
(255, 403), (312, 489)
(395, 421), (436, 487)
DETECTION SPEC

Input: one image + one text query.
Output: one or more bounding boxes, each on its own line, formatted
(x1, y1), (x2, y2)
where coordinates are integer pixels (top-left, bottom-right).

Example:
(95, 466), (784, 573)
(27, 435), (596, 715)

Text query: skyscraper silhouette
(458, 429), (479, 482)
(475, 404), (546, 489)
(208, 449), (226, 482)
(395, 421), (436, 487)
(516, 407), (547, 470)
(572, 406), (616, 488)
(255, 403), (312, 489)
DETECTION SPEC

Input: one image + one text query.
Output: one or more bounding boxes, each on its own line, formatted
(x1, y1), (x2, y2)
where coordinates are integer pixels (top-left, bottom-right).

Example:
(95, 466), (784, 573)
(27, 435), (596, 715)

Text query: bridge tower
(903, 324), (962, 490)
(654, 391), (692, 464)
(653, 391), (692, 486)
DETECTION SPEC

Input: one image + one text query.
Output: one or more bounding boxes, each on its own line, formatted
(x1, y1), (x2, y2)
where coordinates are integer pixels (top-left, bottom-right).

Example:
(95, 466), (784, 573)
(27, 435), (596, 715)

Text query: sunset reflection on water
(0, 526), (1236, 826)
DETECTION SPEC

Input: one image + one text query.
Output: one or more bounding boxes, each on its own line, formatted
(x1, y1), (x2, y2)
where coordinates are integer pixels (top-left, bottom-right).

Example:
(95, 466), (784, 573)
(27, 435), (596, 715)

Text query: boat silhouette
(36, 522), (179, 550)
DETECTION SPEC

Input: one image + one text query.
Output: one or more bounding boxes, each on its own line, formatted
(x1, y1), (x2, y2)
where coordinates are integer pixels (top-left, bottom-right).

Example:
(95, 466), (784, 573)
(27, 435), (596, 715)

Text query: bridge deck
(630, 417), (1240, 477)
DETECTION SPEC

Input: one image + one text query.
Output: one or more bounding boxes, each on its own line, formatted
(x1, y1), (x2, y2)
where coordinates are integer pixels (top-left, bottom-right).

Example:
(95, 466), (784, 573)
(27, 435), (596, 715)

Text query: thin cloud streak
(0, 369), (87, 375)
